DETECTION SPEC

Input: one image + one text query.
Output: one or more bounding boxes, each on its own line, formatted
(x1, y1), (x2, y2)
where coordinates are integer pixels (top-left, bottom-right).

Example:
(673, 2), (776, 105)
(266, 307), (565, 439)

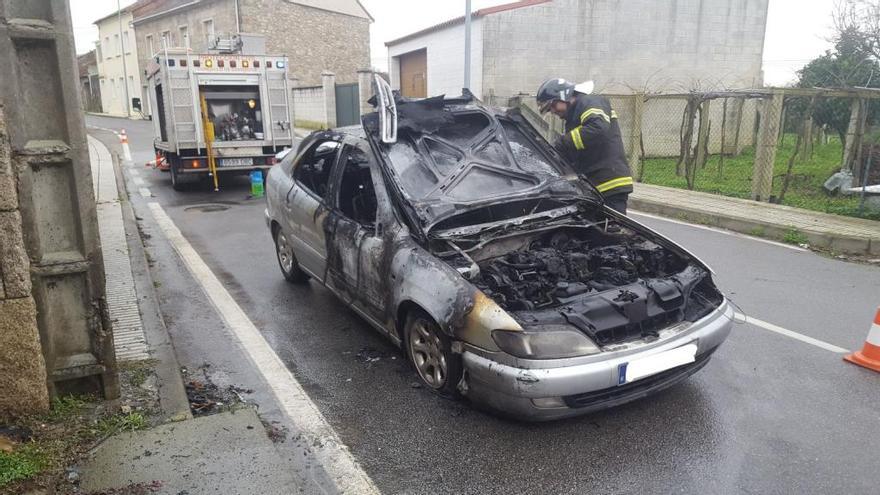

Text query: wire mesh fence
(505, 89), (880, 220)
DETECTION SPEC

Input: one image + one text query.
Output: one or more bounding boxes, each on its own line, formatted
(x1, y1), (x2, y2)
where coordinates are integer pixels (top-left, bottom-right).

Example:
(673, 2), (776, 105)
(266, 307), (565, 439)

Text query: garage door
(398, 49), (427, 98)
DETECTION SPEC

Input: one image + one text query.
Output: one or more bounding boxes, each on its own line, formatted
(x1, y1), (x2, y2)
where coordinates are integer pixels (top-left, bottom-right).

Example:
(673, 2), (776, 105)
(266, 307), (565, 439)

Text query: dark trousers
(604, 193), (629, 215)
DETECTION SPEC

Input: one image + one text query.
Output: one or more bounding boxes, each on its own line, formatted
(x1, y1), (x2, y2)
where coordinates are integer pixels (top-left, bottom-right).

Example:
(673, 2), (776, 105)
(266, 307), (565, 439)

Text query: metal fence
(505, 89), (880, 220)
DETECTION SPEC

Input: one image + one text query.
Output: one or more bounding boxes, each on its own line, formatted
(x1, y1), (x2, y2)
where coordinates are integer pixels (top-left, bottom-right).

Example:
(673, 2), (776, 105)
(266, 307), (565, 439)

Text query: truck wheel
(170, 161), (184, 191)
(404, 309), (463, 399)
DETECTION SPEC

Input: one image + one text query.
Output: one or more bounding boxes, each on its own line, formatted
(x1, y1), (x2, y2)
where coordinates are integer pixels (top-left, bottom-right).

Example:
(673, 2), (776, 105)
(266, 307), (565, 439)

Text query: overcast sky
(70, 0), (837, 87)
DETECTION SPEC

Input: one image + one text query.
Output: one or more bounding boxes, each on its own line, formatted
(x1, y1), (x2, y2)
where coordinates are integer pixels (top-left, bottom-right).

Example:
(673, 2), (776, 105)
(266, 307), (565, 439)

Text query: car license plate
(618, 343), (697, 385)
(220, 157), (253, 167)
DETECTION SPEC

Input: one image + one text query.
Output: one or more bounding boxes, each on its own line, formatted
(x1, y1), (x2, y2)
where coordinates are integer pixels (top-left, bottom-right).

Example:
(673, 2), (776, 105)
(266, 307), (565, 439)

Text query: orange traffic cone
(120, 129), (129, 144)
(844, 307), (880, 372)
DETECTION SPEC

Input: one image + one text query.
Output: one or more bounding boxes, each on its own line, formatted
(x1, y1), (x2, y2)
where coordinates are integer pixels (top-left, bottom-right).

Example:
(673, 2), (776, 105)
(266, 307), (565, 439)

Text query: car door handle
(285, 186), (297, 210)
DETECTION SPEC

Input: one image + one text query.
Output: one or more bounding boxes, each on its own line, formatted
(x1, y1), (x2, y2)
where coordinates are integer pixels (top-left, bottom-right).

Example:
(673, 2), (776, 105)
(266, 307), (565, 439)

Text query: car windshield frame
(369, 102), (600, 229)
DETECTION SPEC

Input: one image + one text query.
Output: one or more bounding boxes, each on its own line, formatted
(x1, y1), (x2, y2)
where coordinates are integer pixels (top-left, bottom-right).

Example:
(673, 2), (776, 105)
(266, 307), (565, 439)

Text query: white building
(94, 7), (143, 117)
(386, 0), (769, 99)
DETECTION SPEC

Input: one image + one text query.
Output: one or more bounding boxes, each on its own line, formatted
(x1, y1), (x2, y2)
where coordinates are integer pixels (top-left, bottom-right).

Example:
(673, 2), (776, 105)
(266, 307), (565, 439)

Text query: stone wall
(0, 0), (118, 417)
(241, 0), (370, 85)
(133, 0), (238, 84)
(0, 105), (48, 418)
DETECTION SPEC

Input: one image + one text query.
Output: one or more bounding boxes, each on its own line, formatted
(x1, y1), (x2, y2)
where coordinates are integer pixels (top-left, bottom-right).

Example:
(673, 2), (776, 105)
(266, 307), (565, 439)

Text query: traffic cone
(120, 129), (129, 144)
(844, 307), (880, 372)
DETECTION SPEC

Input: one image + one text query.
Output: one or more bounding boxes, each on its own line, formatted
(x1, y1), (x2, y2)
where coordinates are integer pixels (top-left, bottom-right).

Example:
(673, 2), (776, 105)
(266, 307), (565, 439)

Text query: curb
(103, 135), (192, 422)
(629, 196), (880, 256)
(86, 112), (147, 121)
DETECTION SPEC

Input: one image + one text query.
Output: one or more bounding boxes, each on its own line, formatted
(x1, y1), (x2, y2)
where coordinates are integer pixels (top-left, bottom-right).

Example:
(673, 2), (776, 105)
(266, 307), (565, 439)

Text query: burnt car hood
(362, 93), (602, 232)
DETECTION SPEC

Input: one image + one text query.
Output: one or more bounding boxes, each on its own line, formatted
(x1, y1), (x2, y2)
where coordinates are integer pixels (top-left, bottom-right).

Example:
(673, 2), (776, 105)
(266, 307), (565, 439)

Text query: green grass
(640, 134), (880, 221)
(96, 412), (147, 436)
(0, 396), (148, 489)
(44, 395), (89, 422)
(782, 228), (810, 245)
(0, 445), (50, 486)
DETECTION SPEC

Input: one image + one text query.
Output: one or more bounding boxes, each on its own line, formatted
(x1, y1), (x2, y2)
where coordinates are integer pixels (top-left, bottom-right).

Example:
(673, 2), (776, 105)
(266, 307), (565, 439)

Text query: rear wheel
(405, 309), (462, 398)
(274, 227), (310, 283)
(169, 158), (184, 191)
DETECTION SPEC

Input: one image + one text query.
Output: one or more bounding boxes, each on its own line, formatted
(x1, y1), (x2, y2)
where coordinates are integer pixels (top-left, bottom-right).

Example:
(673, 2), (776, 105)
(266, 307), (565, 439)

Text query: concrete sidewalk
(83, 133), (305, 495)
(80, 408), (299, 495)
(630, 184), (880, 256)
(89, 135), (149, 361)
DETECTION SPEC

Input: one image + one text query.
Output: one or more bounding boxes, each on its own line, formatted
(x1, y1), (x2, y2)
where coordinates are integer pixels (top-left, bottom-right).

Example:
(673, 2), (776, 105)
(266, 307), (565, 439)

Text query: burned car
(264, 82), (733, 420)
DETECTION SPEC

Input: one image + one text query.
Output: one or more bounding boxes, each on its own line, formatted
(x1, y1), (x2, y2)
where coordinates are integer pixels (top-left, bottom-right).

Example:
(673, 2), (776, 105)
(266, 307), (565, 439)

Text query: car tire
(274, 227), (310, 283)
(404, 309), (463, 399)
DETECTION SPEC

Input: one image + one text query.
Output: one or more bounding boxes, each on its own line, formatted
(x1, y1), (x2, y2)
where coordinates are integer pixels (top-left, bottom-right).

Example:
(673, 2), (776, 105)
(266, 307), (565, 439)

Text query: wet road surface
(88, 115), (880, 494)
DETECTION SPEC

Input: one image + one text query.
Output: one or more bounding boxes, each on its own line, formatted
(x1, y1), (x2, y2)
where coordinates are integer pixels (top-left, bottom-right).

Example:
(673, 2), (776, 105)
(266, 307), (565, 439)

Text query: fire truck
(145, 37), (293, 190)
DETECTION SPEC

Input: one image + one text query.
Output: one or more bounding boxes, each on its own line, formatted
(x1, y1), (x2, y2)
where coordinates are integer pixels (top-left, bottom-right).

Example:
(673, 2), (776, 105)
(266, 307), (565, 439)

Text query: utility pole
(118, 0), (131, 117)
(463, 0), (472, 91)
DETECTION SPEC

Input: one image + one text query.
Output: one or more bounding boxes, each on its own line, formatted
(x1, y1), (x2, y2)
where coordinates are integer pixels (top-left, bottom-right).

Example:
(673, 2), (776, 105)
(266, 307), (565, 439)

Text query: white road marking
(630, 211), (809, 252)
(129, 169), (140, 177)
(736, 312), (849, 354)
(132, 177), (145, 186)
(122, 142), (132, 162)
(148, 202), (379, 494)
(139, 187), (152, 198)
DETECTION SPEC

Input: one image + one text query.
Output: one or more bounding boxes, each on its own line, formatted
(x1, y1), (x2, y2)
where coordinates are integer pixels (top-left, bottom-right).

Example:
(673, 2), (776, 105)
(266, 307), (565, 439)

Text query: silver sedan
(264, 94), (732, 420)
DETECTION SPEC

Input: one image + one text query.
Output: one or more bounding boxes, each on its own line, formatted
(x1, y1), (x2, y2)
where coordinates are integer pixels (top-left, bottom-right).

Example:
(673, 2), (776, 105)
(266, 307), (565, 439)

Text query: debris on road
(182, 365), (252, 417)
(355, 347), (388, 364)
(82, 480), (164, 494)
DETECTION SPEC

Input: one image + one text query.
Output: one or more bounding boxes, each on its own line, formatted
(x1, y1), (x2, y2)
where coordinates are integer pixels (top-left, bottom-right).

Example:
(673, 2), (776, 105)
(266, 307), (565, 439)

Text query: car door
(287, 138), (341, 281)
(325, 143), (387, 318)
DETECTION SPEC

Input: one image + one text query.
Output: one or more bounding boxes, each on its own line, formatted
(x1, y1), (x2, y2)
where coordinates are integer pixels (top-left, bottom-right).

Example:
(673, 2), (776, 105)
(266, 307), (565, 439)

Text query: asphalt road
(88, 115), (880, 494)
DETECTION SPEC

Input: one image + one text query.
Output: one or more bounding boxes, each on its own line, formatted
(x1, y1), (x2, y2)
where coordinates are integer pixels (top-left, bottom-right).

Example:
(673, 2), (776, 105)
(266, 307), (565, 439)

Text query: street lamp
(464, 0), (471, 91)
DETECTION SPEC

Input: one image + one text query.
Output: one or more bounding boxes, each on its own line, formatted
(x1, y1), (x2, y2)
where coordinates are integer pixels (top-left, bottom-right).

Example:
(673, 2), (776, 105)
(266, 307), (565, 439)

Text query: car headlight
(491, 326), (600, 359)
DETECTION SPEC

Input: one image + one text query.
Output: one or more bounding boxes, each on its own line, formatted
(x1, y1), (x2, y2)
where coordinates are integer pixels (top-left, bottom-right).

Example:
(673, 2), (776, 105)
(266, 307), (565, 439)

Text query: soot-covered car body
(265, 89), (733, 421)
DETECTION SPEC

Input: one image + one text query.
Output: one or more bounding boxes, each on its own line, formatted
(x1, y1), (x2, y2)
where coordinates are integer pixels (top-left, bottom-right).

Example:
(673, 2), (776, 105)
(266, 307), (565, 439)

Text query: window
(104, 36), (111, 58)
(161, 30), (172, 47)
(128, 75), (135, 93)
(95, 42), (102, 60)
(114, 34), (120, 56)
(123, 31), (130, 54)
(202, 19), (214, 46)
(146, 34), (154, 56)
(294, 141), (339, 198)
(337, 147), (377, 226)
(178, 25), (188, 47)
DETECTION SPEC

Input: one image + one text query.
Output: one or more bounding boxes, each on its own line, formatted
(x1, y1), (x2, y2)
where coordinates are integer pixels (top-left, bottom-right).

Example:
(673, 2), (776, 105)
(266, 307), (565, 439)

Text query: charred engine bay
(438, 220), (723, 346)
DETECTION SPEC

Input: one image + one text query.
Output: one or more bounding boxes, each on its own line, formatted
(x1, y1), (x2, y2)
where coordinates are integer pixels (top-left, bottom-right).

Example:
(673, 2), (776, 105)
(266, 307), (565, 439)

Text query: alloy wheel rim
(276, 232), (294, 273)
(409, 321), (447, 388)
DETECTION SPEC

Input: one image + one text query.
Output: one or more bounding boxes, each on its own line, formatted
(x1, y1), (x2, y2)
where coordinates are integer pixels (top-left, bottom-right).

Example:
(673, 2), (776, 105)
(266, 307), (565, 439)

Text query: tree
(794, 1), (880, 142)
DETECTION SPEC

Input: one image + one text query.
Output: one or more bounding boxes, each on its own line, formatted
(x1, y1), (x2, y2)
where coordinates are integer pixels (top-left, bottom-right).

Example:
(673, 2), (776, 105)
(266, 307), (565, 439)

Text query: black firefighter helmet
(536, 78), (595, 114)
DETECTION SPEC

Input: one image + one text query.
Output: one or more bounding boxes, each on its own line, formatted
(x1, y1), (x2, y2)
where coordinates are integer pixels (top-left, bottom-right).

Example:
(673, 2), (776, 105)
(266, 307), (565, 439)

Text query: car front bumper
(461, 300), (734, 421)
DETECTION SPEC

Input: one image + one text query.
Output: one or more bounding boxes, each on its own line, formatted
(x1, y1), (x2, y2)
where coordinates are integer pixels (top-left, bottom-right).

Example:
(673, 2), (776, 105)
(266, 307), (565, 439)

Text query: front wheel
(405, 309), (463, 398)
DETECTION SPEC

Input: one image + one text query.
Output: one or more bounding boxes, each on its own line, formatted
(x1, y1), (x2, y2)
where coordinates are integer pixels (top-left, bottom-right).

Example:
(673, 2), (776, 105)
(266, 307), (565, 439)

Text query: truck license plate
(220, 157), (254, 167)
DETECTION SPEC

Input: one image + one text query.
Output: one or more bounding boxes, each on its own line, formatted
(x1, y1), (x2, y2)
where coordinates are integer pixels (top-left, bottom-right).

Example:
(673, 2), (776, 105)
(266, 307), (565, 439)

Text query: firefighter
(536, 78), (633, 214)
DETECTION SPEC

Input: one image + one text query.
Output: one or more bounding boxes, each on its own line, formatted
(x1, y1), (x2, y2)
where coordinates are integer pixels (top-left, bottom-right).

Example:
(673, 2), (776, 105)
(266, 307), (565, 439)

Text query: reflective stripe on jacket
(556, 93), (633, 196)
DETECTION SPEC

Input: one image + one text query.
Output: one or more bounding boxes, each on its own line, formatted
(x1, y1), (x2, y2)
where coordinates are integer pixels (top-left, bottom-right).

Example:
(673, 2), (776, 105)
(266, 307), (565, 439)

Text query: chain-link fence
(505, 89), (880, 220)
